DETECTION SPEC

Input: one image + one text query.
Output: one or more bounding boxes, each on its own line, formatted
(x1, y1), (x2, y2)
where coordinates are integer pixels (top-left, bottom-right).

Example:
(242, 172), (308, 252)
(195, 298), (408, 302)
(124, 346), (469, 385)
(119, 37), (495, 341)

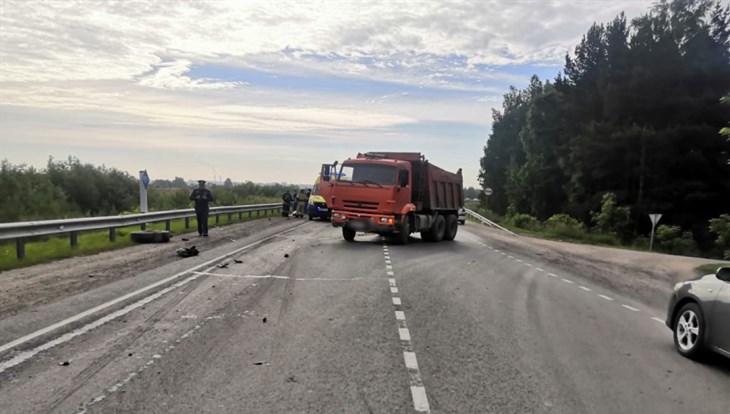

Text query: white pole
(139, 170), (149, 213)
(649, 223), (656, 252)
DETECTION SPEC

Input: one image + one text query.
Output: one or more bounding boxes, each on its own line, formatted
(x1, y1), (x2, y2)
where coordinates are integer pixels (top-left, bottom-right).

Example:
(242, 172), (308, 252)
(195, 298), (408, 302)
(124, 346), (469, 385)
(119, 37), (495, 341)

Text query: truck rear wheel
(424, 215), (446, 242)
(443, 214), (458, 241)
(343, 227), (356, 242)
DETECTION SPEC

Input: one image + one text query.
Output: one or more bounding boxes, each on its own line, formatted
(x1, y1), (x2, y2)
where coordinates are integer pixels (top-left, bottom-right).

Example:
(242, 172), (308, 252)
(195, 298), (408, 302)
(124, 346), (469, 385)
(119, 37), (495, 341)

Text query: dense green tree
(479, 0), (730, 255)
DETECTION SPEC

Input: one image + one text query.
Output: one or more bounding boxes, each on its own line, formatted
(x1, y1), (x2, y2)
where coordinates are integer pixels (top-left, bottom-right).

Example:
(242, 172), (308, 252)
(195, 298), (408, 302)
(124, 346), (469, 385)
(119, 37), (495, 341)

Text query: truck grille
(342, 200), (379, 211)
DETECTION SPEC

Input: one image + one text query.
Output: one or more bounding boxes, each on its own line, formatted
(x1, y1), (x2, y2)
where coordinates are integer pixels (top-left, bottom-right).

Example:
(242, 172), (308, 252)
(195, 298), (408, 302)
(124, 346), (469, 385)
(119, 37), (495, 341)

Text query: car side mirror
(717, 267), (730, 282)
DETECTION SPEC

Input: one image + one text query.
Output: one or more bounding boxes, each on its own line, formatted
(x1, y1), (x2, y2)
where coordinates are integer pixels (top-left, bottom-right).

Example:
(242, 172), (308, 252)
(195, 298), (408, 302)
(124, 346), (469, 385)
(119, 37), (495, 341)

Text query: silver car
(666, 266), (730, 359)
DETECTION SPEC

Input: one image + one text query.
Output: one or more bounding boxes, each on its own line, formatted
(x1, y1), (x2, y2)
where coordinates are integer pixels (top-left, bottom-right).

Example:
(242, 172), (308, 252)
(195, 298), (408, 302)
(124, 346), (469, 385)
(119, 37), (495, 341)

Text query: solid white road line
(0, 222), (310, 357)
(599, 294), (614, 301)
(622, 305), (640, 312)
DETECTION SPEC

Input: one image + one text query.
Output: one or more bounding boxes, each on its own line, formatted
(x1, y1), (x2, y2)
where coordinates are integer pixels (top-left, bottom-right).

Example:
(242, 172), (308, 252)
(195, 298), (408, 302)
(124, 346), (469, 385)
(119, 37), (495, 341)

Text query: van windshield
(337, 164), (396, 186)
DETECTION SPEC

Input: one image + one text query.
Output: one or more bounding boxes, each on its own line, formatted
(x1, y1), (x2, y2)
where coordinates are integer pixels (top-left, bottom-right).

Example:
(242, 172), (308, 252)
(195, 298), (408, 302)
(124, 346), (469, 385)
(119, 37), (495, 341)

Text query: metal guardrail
(0, 203), (281, 260)
(465, 208), (518, 236)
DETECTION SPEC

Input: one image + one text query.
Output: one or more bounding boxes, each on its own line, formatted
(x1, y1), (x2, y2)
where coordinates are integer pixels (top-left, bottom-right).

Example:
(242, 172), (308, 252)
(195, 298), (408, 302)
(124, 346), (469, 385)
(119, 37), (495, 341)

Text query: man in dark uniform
(190, 180), (214, 236)
(282, 190), (292, 218)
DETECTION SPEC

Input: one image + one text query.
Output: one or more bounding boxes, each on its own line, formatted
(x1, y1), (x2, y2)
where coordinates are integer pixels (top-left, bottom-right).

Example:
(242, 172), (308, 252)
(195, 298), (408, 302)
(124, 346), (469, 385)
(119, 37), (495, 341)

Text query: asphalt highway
(1, 220), (728, 413)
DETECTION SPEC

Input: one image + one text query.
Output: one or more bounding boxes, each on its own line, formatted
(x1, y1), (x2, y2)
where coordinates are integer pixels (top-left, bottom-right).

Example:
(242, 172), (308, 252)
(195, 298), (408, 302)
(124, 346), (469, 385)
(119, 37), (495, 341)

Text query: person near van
(296, 189), (308, 218)
(189, 180), (214, 236)
(282, 190), (293, 218)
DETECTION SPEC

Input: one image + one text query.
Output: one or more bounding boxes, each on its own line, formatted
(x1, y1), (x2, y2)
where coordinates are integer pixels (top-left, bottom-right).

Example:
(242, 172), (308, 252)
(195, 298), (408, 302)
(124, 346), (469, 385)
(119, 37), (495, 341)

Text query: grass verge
(694, 263), (726, 276)
(0, 209), (280, 272)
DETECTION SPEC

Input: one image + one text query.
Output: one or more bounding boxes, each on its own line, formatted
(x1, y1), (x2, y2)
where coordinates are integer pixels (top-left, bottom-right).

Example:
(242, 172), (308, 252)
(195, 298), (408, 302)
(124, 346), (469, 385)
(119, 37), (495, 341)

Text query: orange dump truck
(329, 152), (463, 244)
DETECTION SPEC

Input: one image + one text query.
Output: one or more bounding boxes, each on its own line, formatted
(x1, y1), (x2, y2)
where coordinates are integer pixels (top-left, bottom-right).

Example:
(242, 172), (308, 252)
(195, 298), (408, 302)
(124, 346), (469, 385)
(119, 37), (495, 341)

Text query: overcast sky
(0, 0), (656, 187)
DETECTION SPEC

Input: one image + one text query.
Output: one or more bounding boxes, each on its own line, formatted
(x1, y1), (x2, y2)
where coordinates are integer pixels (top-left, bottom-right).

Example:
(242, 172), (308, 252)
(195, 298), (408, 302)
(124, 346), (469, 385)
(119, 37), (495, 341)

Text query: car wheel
(342, 227), (356, 242)
(673, 302), (706, 359)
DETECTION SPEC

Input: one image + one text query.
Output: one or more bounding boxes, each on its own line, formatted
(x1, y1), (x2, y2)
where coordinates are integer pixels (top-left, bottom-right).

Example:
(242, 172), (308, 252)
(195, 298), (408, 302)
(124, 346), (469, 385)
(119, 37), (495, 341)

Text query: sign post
(139, 170), (150, 214)
(649, 213), (662, 252)
(483, 187), (493, 209)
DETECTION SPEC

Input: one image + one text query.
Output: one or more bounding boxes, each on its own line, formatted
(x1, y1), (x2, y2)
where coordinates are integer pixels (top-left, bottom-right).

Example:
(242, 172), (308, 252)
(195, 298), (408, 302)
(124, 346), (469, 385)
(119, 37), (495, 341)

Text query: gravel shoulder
(0, 217), (301, 319)
(466, 223), (730, 309)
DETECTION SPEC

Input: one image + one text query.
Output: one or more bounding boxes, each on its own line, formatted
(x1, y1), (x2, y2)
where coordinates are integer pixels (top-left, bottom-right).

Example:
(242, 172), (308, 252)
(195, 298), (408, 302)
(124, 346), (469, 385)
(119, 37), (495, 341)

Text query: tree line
(479, 0), (730, 258)
(0, 157), (297, 222)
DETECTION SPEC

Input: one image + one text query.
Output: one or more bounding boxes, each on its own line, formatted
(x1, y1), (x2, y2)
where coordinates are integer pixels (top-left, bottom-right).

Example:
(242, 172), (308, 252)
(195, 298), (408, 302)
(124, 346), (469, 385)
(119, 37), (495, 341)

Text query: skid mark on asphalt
(382, 239), (430, 413)
(460, 232), (667, 330)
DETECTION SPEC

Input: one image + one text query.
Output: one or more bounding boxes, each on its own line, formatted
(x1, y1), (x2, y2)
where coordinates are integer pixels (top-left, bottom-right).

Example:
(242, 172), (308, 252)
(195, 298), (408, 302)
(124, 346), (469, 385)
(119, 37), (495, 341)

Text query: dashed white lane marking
(579, 286), (592, 292)
(525, 263), (533, 267)
(411, 386), (430, 412)
(548, 273), (558, 278)
(561, 278), (574, 284)
(399, 328), (411, 341)
(516, 259), (524, 263)
(0, 222), (310, 361)
(386, 265), (393, 270)
(651, 317), (665, 324)
(622, 305), (640, 312)
(383, 241), (430, 413)
(599, 294), (614, 301)
(536, 268), (544, 272)
(507, 255), (515, 259)
(386, 260), (392, 264)
(403, 351), (419, 370)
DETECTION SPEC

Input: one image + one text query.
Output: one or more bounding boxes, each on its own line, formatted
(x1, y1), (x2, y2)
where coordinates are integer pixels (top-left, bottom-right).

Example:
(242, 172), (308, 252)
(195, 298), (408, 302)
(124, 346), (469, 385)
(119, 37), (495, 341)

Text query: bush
(544, 214), (586, 240)
(591, 192), (633, 242)
(708, 214), (730, 259)
(509, 213), (540, 230)
(655, 225), (699, 256)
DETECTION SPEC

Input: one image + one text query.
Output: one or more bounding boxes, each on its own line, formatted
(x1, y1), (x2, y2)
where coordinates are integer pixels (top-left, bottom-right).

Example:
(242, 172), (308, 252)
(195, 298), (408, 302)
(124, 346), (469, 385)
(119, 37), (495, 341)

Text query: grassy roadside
(694, 263), (727, 276)
(0, 209), (280, 272)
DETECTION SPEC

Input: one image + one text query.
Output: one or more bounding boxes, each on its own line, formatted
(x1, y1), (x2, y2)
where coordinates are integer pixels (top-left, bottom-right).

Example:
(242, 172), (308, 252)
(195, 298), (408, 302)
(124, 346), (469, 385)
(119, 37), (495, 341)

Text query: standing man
(296, 189), (307, 218)
(190, 180), (214, 236)
(282, 190), (292, 218)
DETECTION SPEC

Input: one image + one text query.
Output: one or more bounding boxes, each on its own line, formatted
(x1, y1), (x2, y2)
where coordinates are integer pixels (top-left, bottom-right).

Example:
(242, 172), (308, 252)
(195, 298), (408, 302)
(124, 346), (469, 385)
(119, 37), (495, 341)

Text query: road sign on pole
(649, 213), (662, 252)
(139, 170), (150, 214)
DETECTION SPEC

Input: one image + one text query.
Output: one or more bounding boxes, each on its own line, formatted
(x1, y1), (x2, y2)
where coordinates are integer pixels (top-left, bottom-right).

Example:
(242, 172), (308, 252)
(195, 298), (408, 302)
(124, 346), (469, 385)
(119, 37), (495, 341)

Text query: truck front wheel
(343, 227), (356, 242)
(396, 218), (410, 245)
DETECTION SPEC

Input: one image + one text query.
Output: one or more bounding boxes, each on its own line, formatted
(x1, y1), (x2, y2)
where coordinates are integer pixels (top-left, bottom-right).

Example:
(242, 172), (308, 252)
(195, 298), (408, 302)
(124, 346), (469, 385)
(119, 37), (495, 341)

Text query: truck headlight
(380, 217), (388, 223)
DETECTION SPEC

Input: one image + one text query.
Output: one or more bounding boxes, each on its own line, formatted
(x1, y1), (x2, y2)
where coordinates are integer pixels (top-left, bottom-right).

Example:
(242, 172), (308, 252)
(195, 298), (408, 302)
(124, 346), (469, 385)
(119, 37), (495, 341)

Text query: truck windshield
(338, 164), (396, 186)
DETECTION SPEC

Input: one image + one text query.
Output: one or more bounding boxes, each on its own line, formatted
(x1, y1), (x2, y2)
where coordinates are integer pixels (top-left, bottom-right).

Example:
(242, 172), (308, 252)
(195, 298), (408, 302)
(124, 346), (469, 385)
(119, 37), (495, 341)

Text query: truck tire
(424, 215), (446, 242)
(443, 214), (458, 241)
(343, 227), (356, 242)
(396, 218), (410, 245)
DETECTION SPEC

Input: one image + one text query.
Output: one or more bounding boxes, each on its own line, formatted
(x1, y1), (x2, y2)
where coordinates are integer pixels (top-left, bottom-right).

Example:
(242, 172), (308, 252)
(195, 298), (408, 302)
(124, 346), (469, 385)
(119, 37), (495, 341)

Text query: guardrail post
(257, 210), (260, 218)
(227, 213), (232, 222)
(70, 232), (78, 249)
(109, 228), (116, 242)
(165, 220), (171, 231)
(238, 212), (242, 220)
(215, 214), (220, 225)
(185, 217), (190, 229)
(140, 223), (146, 231)
(16, 238), (26, 260)
(249, 211), (252, 218)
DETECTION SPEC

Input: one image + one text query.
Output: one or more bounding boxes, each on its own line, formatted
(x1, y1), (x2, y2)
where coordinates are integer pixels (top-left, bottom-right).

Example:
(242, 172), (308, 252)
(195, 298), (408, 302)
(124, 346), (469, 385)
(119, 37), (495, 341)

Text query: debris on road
(176, 246), (199, 258)
(234, 259), (243, 264)
(217, 262), (229, 269)
(284, 254), (290, 258)
(58, 361), (70, 366)
(253, 361), (267, 366)
(181, 238), (189, 241)
(262, 317), (267, 323)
